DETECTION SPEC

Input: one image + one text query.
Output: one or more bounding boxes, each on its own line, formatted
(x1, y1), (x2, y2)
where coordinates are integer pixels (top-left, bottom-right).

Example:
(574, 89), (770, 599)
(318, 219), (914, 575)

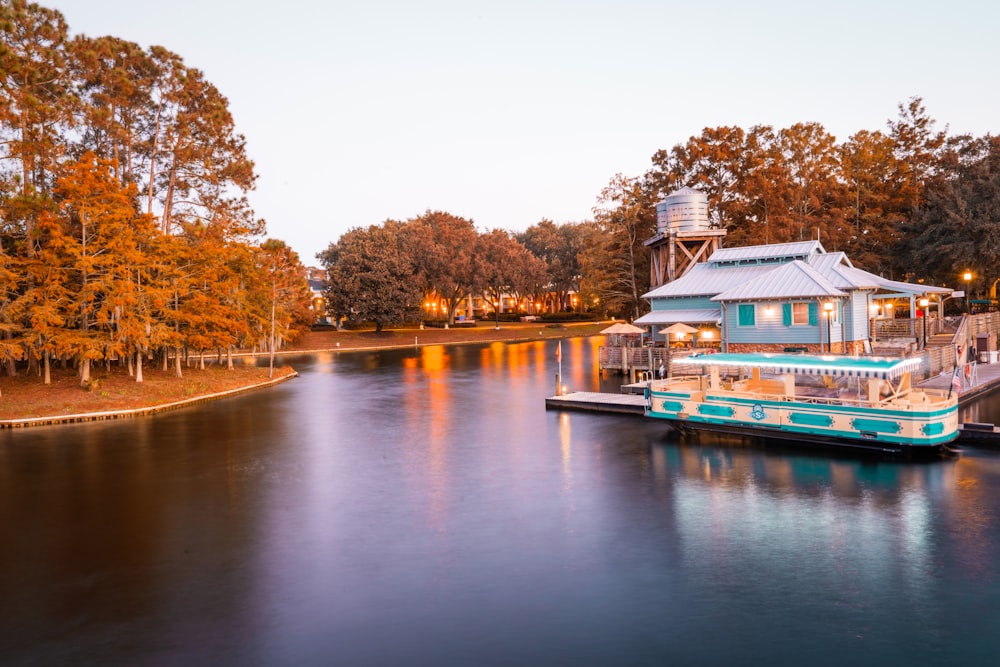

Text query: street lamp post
(964, 271), (973, 314)
(919, 298), (929, 349)
(823, 302), (834, 353)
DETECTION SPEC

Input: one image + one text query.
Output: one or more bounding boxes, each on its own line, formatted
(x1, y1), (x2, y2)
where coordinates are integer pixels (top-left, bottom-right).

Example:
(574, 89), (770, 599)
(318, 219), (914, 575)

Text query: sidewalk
(917, 362), (1000, 407)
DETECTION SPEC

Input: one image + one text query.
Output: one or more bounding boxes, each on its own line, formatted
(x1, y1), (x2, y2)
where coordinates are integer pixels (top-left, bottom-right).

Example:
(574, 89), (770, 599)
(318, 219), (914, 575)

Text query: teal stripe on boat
(703, 393), (956, 419)
(698, 404), (735, 417)
(921, 422), (945, 436)
(851, 418), (902, 434)
(651, 391), (694, 399)
(788, 412), (833, 427)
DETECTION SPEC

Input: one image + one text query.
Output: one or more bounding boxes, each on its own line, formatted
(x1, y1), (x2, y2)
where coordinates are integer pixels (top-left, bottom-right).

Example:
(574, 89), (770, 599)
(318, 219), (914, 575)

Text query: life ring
(965, 364), (972, 380)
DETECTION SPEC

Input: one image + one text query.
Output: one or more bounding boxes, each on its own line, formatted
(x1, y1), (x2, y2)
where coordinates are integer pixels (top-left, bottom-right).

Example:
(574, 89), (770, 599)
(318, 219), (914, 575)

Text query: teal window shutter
(808, 302), (819, 326)
(782, 303), (792, 326)
(738, 304), (755, 326)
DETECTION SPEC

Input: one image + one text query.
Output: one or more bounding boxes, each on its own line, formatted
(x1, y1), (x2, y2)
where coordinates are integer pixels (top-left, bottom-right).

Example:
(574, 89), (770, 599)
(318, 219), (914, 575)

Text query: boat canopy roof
(672, 353), (923, 380)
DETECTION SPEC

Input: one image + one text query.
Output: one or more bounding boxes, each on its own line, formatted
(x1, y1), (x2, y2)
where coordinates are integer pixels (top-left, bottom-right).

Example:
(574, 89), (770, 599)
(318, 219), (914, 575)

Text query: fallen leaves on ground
(0, 362), (294, 420)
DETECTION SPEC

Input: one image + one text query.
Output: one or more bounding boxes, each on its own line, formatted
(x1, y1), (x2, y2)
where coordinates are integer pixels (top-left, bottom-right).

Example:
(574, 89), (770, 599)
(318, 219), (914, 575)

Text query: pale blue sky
(50, 0), (1000, 265)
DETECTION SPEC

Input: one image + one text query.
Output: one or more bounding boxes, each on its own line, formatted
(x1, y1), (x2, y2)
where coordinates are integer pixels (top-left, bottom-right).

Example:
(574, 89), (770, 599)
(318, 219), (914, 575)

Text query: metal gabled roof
(643, 262), (772, 299)
(707, 240), (824, 265)
(634, 308), (721, 325)
(643, 240), (953, 301)
(875, 277), (953, 296)
(808, 253), (880, 290)
(711, 260), (847, 302)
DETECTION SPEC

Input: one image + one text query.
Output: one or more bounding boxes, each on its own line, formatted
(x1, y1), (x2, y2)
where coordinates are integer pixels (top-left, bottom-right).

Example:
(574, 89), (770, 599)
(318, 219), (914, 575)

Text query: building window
(738, 304), (755, 326)
(783, 302), (817, 326)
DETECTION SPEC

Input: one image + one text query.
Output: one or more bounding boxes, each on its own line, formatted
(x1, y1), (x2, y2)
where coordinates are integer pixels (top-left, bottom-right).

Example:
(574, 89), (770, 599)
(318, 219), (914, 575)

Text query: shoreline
(0, 365), (299, 429)
(279, 321), (607, 354)
(1, 321), (607, 428)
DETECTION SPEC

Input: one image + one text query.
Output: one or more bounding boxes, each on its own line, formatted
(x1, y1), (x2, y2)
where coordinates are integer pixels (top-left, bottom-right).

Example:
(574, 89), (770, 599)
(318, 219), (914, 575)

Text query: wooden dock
(958, 422), (1000, 444)
(544, 391), (646, 415)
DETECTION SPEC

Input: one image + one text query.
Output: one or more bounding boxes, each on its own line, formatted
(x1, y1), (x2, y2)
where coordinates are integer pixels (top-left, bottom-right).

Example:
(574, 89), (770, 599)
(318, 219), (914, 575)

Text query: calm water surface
(3, 337), (1000, 665)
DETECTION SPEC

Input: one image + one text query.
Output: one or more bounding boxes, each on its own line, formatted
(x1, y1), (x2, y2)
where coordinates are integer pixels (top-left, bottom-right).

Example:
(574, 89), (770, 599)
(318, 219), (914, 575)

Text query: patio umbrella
(658, 323), (697, 335)
(614, 323), (645, 335)
(601, 322), (644, 335)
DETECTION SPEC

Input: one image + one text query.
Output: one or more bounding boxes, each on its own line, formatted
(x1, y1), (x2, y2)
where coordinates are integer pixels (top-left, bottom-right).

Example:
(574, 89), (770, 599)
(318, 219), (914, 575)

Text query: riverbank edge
(0, 368), (298, 429)
(276, 321), (607, 356)
(1, 322), (605, 429)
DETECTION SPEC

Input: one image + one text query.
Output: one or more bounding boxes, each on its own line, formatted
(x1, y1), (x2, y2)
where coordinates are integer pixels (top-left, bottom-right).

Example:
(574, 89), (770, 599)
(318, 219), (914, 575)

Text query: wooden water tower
(644, 187), (725, 288)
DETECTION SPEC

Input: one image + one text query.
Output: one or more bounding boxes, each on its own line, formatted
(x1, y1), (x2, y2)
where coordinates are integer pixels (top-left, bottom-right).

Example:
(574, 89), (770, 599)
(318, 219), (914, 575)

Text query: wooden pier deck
(544, 391), (646, 415)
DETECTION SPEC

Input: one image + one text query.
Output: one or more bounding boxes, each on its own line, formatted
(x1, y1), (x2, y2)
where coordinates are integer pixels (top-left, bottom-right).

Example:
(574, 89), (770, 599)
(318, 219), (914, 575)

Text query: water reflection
(3, 337), (1000, 664)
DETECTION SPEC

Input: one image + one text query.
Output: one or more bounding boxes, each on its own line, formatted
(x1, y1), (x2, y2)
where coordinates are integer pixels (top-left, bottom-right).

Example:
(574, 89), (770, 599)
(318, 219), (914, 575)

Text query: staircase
(926, 332), (956, 349)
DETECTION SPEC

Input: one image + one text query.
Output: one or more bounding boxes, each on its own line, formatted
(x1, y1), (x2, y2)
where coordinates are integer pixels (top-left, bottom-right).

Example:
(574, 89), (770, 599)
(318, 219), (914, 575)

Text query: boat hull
(646, 387), (958, 457)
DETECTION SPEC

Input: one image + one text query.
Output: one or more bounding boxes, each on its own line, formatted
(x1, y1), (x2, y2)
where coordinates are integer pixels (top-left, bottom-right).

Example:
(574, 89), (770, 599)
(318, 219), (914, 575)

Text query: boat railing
(653, 379), (955, 410)
(648, 376), (702, 392)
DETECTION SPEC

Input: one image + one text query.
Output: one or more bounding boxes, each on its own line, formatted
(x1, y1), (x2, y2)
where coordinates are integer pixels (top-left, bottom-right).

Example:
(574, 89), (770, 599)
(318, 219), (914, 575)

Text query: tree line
(323, 97), (999, 325)
(318, 211), (587, 330)
(588, 97), (1000, 318)
(0, 0), (313, 386)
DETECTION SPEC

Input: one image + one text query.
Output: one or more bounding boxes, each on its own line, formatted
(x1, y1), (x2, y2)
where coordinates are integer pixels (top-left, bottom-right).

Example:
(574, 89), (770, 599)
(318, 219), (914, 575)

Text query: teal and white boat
(646, 352), (959, 456)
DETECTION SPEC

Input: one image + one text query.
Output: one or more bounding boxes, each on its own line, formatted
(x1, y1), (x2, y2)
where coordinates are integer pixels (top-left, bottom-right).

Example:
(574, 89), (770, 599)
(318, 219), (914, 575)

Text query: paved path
(917, 361), (1000, 407)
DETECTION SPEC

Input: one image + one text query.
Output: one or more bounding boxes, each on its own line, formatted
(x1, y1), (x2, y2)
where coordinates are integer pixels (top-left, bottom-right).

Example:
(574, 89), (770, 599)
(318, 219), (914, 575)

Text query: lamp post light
(964, 271), (973, 314)
(823, 302), (834, 353)
(919, 298), (929, 349)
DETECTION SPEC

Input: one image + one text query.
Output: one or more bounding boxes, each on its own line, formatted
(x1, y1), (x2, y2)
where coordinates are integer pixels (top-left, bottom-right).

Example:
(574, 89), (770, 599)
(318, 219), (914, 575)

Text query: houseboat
(645, 352), (959, 456)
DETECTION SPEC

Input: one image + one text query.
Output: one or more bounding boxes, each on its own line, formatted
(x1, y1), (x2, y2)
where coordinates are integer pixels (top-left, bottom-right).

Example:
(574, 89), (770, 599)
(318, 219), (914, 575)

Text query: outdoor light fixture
(823, 302), (834, 353)
(920, 298), (929, 349)
(964, 271), (973, 314)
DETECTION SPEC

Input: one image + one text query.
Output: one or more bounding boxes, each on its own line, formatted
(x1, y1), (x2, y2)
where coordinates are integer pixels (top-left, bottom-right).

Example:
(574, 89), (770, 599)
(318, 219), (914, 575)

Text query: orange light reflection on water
(399, 345), (453, 536)
(559, 412), (573, 486)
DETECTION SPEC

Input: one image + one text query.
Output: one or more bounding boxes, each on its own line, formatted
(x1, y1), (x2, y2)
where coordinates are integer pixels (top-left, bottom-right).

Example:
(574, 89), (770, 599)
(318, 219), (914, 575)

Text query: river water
(3, 336), (1000, 665)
